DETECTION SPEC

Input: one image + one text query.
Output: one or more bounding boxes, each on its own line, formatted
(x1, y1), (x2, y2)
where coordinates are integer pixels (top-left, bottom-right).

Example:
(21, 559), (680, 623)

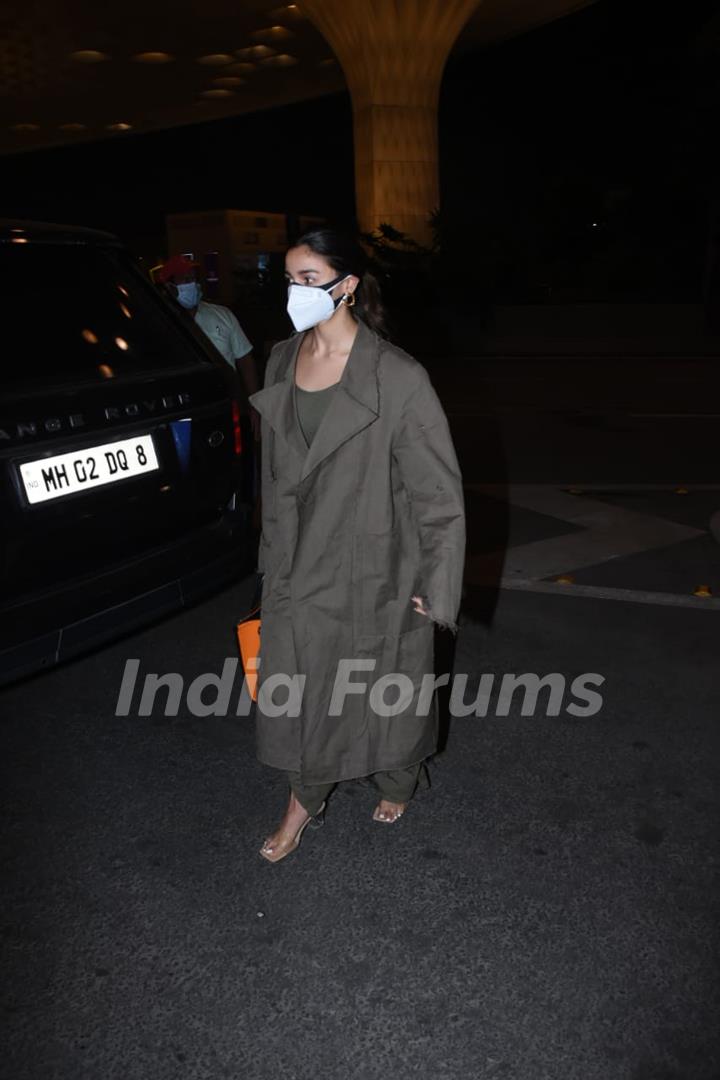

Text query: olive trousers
(287, 761), (428, 817)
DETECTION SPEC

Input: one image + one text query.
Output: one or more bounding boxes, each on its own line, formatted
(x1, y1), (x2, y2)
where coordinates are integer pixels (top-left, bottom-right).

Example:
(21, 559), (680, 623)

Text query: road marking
(491, 578), (720, 610)
(555, 483), (720, 491)
(464, 483), (716, 609)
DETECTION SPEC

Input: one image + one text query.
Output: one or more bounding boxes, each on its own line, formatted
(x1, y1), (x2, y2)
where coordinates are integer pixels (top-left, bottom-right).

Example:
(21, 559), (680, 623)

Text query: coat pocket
(354, 525), (425, 635)
(354, 529), (403, 631)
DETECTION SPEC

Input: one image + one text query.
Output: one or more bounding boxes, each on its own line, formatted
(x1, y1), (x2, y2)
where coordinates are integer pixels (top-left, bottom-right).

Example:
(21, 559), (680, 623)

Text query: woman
(248, 229), (465, 863)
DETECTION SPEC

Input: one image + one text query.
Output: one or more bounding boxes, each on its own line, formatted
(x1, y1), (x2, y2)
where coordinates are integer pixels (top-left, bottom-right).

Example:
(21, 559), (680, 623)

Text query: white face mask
(175, 281), (202, 309)
(286, 273), (351, 332)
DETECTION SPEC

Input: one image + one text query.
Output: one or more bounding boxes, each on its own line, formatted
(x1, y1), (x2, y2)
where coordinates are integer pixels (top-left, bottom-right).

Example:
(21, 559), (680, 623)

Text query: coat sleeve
(391, 368), (466, 634)
(254, 345), (283, 575)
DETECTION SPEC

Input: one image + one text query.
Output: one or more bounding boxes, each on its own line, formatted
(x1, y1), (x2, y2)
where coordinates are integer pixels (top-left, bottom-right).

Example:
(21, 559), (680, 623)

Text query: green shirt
(295, 381), (340, 448)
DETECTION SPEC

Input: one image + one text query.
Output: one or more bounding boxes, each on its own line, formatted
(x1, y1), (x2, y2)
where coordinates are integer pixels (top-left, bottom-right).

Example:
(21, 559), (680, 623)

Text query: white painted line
(451, 354), (720, 361)
(468, 483), (705, 579)
(494, 578), (720, 610)
(465, 483), (720, 492)
(463, 483), (717, 606)
(555, 484), (720, 491)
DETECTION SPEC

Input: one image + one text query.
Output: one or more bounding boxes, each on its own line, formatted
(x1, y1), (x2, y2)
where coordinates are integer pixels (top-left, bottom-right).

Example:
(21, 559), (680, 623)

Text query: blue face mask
(175, 282), (202, 309)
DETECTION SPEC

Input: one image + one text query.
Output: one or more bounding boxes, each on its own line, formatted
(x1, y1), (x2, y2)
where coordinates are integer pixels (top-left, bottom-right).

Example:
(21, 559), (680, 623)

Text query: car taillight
(231, 401), (243, 456)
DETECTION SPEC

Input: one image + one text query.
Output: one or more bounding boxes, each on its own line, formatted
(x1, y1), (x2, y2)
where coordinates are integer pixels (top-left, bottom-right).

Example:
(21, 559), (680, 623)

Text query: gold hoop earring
(343, 292), (356, 308)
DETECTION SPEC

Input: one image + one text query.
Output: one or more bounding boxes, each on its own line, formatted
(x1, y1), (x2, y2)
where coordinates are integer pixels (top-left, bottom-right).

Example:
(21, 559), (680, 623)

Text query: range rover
(0, 220), (255, 685)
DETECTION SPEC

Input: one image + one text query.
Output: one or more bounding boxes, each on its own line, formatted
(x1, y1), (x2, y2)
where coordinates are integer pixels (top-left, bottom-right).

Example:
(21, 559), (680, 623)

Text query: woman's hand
(411, 595), (430, 617)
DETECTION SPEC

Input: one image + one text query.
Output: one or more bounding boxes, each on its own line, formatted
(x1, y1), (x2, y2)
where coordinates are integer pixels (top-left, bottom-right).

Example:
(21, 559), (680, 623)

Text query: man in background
(157, 254), (260, 439)
(157, 254), (261, 524)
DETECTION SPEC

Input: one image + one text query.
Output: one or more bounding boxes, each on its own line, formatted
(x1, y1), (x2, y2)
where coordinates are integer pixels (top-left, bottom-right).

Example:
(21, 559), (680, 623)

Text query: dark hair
(293, 228), (388, 338)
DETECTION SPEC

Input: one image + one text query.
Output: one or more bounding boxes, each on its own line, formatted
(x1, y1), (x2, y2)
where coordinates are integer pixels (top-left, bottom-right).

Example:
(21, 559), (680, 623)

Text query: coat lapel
(248, 333), (308, 464)
(249, 320), (381, 483)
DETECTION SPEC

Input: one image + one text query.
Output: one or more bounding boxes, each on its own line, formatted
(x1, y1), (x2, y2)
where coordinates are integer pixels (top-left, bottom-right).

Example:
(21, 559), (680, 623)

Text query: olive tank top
(294, 380), (340, 448)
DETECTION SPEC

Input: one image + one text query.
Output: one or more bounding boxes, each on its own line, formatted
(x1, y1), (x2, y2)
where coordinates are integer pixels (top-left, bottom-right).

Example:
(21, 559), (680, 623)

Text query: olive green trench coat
(247, 318), (465, 785)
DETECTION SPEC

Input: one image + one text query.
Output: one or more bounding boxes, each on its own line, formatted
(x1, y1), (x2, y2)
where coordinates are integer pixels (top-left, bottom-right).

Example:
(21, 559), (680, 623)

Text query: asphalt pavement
(1, 355), (719, 1080)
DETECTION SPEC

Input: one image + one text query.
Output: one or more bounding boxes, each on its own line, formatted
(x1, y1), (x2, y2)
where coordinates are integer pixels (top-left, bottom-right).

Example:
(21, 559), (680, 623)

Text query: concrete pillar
(302, 0), (480, 246)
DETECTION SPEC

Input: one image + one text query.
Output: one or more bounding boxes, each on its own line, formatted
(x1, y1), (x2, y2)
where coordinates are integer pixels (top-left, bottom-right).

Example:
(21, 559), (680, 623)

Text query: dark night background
(2, 0), (718, 306)
(3, 6), (720, 1077)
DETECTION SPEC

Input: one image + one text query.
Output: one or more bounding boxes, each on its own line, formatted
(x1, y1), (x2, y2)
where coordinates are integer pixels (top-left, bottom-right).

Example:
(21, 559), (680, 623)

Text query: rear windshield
(0, 242), (212, 391)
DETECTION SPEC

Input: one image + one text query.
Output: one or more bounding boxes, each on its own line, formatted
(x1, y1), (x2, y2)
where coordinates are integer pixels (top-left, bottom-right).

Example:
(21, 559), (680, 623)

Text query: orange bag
(236, 613), (261, 702)
(236, 574), (262, 702)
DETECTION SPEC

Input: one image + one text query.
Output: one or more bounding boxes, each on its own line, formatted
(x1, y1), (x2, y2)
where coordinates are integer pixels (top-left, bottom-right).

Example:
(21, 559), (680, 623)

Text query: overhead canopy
(2, 0), (594, 157)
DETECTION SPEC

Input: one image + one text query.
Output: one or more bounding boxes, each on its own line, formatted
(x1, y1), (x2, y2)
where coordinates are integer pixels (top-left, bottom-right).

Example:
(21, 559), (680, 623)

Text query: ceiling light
(133, 51), (174, 63)
(200, 89), (236, 99)
(196, 53), (235, 66)
(235, 45), (277, 59)
(318, 57), (337, 66)
(269, 4), (304, 17)
(69, 50), (110, 63)
(259, 53), (298, 67)
(114, 338), (129, 351)
(10, 123), (40, 132)
(251, 25), (294, 41)
(11, 237), (29, 244)
(82, 329), (99, 344)
(107, 122), (133, 131)
(212, 76), (245, 87)
(59, 122), (88, 131)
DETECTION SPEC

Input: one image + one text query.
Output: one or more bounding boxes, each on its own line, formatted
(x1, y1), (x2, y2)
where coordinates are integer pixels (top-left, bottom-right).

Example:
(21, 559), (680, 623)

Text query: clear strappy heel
(259, 800), (327, 863)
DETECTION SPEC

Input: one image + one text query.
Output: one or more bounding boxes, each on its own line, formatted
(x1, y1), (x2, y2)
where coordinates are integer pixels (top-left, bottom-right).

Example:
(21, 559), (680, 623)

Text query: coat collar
(249, 318), (381, 483)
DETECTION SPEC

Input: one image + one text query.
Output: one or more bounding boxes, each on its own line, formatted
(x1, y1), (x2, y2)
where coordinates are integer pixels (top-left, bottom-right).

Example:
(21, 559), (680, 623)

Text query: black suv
(0, 220), (255, 685)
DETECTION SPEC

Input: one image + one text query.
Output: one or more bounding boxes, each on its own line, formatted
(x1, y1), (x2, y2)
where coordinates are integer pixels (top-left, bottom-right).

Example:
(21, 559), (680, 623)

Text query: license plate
(19, 434), (159, 505)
